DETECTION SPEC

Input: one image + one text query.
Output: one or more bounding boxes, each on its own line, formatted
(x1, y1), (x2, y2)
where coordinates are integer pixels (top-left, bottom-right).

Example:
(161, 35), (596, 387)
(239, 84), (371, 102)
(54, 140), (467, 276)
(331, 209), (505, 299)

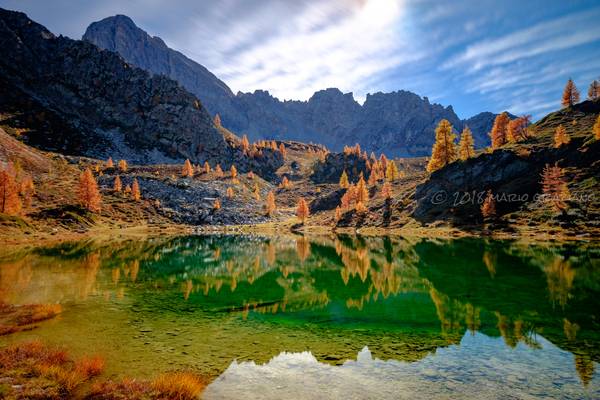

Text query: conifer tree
(339, 170), (349, 189)
(562, 78), (580, 108)
(593, 115), (600, 140)
(541, 163), (570, 212)
(588, 80), (599, 101)
(481, 190), (496, 219)
(131, 178), (141, 201)
(241, 135), (250, 152)
(230, 165), (238, 180)
(213, 198), (221, 210)
(124, 184), (132, 194)
(0, 163), (21, 215)
(182, 159), (194, 177)
(355, 200), (367, 214)
(253, 183), (261, 200)
(334, 206), (342, 222)
(106, 157), (114, 169)
(118, 159), (128, 172)
(427, 119), (457, 172)
(554, 125), (570, 147)
(113, 176), (122, 192)
(226, 187), (234, 199)
(368, 168), (378, 185)
(265, 191), (276, 216)
(279, 143), (287, 158)
(379, 154), (388, 172)
(459, 126), (475, 160)
(296, 198), (309, 224)
(78, 168), (101, 212)
(356, 175), (369, 205)
(380, 182), (392, 200)
(19, 176), (35, 209)
(489, 112), (510, 149)
(215, 164), (223, 178)
(204, 161), (211, 174)
(214, 114), (222, 127)
(280, 176), (290, 189)
(385, 161), (399, 182)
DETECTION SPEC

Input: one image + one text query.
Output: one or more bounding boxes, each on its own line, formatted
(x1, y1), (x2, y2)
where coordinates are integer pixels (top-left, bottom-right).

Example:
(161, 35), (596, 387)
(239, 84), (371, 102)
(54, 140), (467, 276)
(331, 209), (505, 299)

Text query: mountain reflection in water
(0, 235), (598, 397)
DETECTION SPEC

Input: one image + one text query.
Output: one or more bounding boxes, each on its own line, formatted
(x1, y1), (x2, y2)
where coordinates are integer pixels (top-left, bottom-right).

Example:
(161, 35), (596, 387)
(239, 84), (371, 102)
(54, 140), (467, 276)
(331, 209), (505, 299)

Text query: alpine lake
(1, 234), (599, 399)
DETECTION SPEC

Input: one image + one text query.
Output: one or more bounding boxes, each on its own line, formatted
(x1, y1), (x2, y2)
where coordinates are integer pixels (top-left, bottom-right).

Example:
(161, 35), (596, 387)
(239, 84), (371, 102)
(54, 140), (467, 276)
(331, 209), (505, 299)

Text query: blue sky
(1, 0), (599, 119)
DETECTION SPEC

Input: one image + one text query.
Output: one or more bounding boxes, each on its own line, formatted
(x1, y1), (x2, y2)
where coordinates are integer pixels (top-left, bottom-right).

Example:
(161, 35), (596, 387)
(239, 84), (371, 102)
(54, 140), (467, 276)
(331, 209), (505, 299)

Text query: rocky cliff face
(0, 8), (228, 165)
(83, 15), (508, 158)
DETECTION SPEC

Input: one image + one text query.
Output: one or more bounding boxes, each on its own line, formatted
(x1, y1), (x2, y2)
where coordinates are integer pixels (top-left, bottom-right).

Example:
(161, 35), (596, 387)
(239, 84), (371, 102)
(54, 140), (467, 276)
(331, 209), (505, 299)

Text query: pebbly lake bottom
(0, 234), (599, 399)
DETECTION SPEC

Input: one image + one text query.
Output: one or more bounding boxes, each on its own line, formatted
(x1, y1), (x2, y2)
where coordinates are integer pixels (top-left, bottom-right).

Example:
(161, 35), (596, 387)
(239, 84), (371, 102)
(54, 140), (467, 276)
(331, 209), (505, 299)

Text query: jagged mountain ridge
(83, 15), (509, 157)
(0, 8), (229, 165)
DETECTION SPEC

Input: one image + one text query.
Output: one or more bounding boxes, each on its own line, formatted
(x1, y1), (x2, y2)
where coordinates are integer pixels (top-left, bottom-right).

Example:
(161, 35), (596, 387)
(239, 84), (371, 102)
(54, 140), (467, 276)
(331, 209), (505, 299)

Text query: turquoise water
(0, 235), (599, 399)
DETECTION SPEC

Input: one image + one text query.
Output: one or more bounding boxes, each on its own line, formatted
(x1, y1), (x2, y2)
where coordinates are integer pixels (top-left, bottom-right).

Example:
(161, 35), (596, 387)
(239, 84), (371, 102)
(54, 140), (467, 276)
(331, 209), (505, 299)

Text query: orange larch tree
(334, 206), (342, 222)
(427, 119), (457, 172)
(113, 176), (122, 192)
(0, 163), (21, 215)
(265, 191), (276, 216)
(253, 183), (261, 200)
(78, 168), (101, 212)
(226, 187), (234, 199)
(279, 143), (287, 158)
(215, 164), (224, 178)
(339, 170), (349, 189)
(481, 190), (496, 219)
(182, 159), (194, 177)
(541, 163), (570, 212)
(241, 135), (250, 153)
(203, 161), (211, 174)
(118, 159), (128, 172)
(230, 165), (238, 180)
(385, 161), (399, 182)
(593, 115), (600, 140)
(553, 125), (570, 148)
(280, 176), (291, 189)
(355, 175), (369, 212)
(106, 157), (114, 169)
(131, 178), (141, 201)
(380, 182), (392, 200)
(458, 126), (475, 160)
(490, 112), (511, 149)
(213, 198), (221, 210)
(296, 197), (310, 224)
(561, 78), (580, 108)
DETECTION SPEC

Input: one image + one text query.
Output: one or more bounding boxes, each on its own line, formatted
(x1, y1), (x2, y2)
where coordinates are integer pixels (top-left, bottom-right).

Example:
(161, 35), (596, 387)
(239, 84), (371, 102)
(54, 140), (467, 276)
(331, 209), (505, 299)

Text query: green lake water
(1, 235), (599, 399)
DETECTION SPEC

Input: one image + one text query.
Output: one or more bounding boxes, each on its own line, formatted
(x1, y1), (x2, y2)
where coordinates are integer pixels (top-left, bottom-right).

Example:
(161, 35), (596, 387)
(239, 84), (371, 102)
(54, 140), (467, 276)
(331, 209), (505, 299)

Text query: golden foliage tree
(20, 176), (35, 209)
(131, 178), (141, 201)
(182, 159), (194, 177)
(279, 143), (287, 158)
(427, 119), (457, 173)
(588, 80), (599, 101)
(280, 176), (291, 189)
(380, 182), (392, 200)
(241, 135), (250, 153)
(226, 187), (234, 199)
(296, 197), (310, 224)
(481, 190), (496, 219)
(213, 198), (221, 210)
(490, 112), (510, 149)
(385, 161), (399, 182)
(593, 114), (600, 140)
(203, 161), (211, 174)
(253, 183), (261, 200)
(230, 165), (238, 180)
(0, 163), (21, 215)
(113, 176), (122, 192)
(106, 157), (114, 169)
(78, 168), (101, 212)
(508, 115), (531, 142)
(215, 164), (223, 178)
(458, 126), (475, 160)
(561, 78), (580, 108)
(118, 159), (128, 172)
(265, 191), (276, 216)
(214, 114), (222, 127)
(334, 206), (342, 222)
(339, 170), (349, 189)
(541, 163), (570, 212)
(553, 125), (570, 148)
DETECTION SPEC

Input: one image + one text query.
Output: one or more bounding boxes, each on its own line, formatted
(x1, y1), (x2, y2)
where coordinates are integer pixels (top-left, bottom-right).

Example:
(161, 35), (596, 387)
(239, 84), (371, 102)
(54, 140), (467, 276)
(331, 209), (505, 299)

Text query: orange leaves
(489, 112), (510, 150)
(561, 78), (580, 108)
(182, 159), (194, 177)
(296, 197), (309, 223)
(541, 163), (570, 212)
(427, 119), (457, 172)
(0, 162), (22, 215)
(131, 178), (141, 201)
(265, 190), (276, 216)
(78, 168), (101, 212)
(553, 125), (570, 148)
(480, 190), (496, 219)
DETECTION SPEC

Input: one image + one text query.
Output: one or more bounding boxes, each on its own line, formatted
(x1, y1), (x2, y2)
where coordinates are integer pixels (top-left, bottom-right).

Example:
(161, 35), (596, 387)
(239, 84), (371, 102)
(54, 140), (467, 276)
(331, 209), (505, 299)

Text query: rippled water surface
(1, 235), (599, 399)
